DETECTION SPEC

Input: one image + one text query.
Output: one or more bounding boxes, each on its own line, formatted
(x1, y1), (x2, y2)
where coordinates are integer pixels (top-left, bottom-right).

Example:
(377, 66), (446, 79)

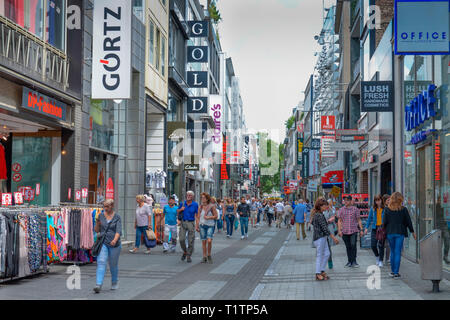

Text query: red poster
(36, 183), (40, 196)
(82, 188), (88, 199)
(322, 170), (344, 184)
(106, 178), (114, 200)
(2, 193), (12, 206)
(14, 192), (23, 205)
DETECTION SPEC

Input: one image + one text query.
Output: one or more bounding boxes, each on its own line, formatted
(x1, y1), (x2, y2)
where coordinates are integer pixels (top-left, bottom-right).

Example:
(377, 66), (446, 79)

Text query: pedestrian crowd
(90, 190), (416, 292)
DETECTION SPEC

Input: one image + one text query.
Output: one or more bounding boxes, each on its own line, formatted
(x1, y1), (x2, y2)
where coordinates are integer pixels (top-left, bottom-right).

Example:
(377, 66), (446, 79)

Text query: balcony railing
(0, 17), (69, 89)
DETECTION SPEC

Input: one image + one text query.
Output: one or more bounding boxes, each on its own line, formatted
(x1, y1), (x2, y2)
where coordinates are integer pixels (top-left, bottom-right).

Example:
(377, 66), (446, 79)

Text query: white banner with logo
(92, 0), (132, 99)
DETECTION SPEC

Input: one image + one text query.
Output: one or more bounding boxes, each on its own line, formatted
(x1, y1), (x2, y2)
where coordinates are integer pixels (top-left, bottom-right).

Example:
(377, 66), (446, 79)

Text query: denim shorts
(199, 224), (215, 240)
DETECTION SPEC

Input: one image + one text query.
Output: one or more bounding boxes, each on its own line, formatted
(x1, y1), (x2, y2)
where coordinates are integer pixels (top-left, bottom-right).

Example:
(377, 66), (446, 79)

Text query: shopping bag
(144, 235), (157, 248)
(234, 218), (239, 230)
(146, 229), (156, 240)
(290, 216), (295, 225)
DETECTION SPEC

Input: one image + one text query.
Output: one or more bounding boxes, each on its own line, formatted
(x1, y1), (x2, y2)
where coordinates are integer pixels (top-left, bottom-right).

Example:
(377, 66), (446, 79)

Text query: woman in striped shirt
(311, 198), (339, 281)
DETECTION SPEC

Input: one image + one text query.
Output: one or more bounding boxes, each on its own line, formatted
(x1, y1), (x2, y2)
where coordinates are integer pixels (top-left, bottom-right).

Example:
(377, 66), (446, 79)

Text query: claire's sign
(22, 87), (67, 121)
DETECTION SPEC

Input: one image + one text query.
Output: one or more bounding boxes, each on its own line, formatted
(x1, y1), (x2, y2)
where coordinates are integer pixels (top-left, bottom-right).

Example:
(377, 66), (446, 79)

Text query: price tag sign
(75, 190), (81, 201)
(82, 188), (88, 199)
(2, 193), (12, 206)
(24, 189), (35, 202)
(14, 192), (23, 205)
(36, 183), (40, 196)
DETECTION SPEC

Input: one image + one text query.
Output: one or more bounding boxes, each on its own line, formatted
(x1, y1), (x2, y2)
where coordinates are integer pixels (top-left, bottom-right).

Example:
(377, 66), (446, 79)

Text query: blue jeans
(216, 218), (223, 230)
(387, 234), (404, 274)
(225, 215), (235, 236)
(135, 226), (148, 248)
(240, 217), (249, 236)
(96, 244), (121, 286)
(200, 224), (215, 240)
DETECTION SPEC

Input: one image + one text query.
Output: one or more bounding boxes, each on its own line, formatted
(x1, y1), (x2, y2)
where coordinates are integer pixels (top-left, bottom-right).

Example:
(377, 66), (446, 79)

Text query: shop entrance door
(417, 144), (434, 257)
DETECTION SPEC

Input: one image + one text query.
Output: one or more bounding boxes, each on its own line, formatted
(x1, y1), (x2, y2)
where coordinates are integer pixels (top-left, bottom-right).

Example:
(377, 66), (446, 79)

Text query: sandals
(316, 273), (325, 281)
(321, 271), (330, 280)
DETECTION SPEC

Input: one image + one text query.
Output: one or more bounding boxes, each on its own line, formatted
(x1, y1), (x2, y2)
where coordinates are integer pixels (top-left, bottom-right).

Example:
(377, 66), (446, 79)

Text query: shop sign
(221, 136), (230, 180)
(321, 135), (336, 158)
(68, 188), (72, 200)
(22, 87), (67, 121)
(187, 97), (208, 114)
(435, 142), (441, 181)
(67, 0), (83, 98)
(187, 46), (208, 63)
(14, 192), (23, 205)
(404, 81), (431, 106)
(187, 71), (208, 88)
(309, 149), (320, 177)
(92, 0), (132, 99)
(2, 193), (12, 206)
(106, 178), (114, 200)
(302, 147), (309, 178)
(342, 193), (369, 200)
(36, 183), (40, 196)
(311, 139), (321, 150)
(184, 163), (200, 171)
(297, 137), (303, 165)
(297, 122), (304, 133)
(296, 170), (301, 181)
(328, 142), (359, 151)
(322, 171), (344, 185)
(209, 95), (223, 152)
(75, 190), (81, 201)
(331, 186), (341, 197)
(307, 181), (318, 192)
(24, 189), (35, 202)
(187, 21), (209, 38)
(361, 81), (394, 112)
(369, 154), (377, 163)
(394, 0), (450, 55)
(405, 84), (437, 131)
(321, 116), (335, 130)
(409, 129), (437, 145)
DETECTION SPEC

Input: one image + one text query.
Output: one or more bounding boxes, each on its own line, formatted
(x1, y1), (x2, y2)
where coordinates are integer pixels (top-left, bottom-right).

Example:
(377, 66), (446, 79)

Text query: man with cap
(337, 195), (364, 268)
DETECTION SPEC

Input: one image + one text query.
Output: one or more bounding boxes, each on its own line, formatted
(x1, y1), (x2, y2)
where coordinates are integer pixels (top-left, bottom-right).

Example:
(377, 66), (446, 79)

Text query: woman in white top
(196, 192), (218, 264)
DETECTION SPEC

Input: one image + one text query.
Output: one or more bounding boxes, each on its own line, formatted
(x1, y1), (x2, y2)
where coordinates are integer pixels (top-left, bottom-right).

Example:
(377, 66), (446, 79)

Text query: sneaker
(394, 273), (401, 279)
(201, 257), (207, 263)
(389, 272), (396, 278)
(207, 256), (213, 264)
(129, 248), (138, 253)
(352, 262), (360, 268)
(345, 262), (352, 268)
(378, 261), (384, 267)
(111, 283), (119, 290)
(187, 256), (192, 263)
(93, 285), (102, 293)
(241, 236), (245, 240)
(181, 253), (187, 261)
(226, 235), (230, 238)
(245, 234), (248, 239)
(163, 248), (168, 253)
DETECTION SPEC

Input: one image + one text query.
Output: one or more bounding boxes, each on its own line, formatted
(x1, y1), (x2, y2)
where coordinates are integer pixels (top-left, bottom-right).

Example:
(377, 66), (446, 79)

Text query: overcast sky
(216, 0), (335, 143)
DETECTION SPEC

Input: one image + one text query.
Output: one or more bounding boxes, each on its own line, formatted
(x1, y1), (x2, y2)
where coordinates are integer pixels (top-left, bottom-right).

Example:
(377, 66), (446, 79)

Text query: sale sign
(14, 192), (23, 205)
(82, 188), (88, 199)
(2, 193), (12, 206)
(321, 116), (335, 131)
(24, 189), (35, 202)
(18, 186), (32, 195)
(36, 183), (40, 196)
(75, 190), (81, 201)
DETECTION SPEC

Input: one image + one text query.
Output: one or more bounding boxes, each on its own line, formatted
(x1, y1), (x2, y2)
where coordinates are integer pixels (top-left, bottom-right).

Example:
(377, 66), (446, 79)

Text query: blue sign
(409, 129), (437, 145)
(405, 84), (436, 131)
(394, 0), (450, 55)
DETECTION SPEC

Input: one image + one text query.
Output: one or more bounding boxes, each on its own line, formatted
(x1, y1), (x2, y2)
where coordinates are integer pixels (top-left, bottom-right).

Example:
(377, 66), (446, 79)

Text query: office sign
(22, 87), (67, 121)
(187, 46), (208, 63)
(361, 81), (394, 112)
(92, 0), (132, 99)
(405, 84), (437, 131)
(395, 0), (450, 55)
(187, 71), (208, 88)
(187, 21), (209, 38)
(188, 97), (208, 114)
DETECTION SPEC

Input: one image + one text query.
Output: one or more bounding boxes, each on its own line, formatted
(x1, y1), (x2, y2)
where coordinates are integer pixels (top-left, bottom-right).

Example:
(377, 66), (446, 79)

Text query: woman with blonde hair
(311, 197), (339, 281)
(129, 194), (152, 254)
(196, 193), (218, 263)
(383, 192), (416, 278)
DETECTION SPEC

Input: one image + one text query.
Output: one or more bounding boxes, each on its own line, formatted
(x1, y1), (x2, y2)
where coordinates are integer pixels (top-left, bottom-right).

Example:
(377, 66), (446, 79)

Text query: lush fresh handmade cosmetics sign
(361, 81), (394, 112)
(395, 0), (450, 55)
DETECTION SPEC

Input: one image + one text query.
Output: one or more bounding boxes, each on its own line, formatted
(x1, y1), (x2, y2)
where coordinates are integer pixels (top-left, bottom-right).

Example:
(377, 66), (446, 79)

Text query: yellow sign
(331, 186), (341, 197)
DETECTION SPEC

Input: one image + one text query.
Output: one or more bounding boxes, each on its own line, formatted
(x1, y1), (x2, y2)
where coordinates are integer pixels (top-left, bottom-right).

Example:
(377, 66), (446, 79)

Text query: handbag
(290, 216), (295, 225)
(92, 219), (111, 257)
(376, 226), (386, 241)
(146, 228), (156, 240)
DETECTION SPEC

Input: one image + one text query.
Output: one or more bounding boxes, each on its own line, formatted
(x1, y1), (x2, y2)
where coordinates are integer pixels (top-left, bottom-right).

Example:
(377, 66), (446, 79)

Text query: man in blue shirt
(177, 191), (199, 263)
(293, 200), (307, 240)
(163, 196), (179, 253)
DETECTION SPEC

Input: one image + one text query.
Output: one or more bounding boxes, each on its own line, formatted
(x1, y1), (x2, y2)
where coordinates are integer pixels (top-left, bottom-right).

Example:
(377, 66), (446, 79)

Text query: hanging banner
(187, 71), (208, 88)
(297, 136), (303, 165)
(106, 178), (114, 200)
(361, 81), (394, 112)
(187, 46), (209, 63)
(91, 0), (132, 99)
(187, 21), (209, 38)
(209, 95), (223, 152)
(187, 97), (208, 114)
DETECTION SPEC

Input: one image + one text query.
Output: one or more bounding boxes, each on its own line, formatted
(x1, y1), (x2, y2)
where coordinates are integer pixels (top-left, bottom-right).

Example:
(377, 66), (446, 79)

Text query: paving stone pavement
(0, 223), (449, 300)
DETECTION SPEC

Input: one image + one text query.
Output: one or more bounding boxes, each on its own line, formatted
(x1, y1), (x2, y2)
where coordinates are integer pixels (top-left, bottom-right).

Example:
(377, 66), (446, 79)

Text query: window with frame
(161, 34), (166, 76)
(149, 20), (155, 66)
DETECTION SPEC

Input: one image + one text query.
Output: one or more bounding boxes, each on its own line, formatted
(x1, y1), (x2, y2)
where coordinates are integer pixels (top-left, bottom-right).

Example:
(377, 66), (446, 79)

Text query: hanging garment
(46, 211), (67, 263)
(80, 209), (94, 250)
(18, 215), (30, 278)
(68, 209), (81, 250)
(2, 213), (19, 278)
(0, 145), (7, 180)
(0, 214), (6, 277)
(28, 213), (42, 273)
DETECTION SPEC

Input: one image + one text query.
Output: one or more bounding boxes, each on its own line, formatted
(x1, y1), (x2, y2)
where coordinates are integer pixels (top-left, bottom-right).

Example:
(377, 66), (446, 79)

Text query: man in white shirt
(275, 201), (285, 228)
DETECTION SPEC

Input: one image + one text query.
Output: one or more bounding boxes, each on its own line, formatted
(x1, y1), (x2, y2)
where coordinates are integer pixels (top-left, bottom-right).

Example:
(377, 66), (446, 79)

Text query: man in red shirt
(338, 195), (364, 268)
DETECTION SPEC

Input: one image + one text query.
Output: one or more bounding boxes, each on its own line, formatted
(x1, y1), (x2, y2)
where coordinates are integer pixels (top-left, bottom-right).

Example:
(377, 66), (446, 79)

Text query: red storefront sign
(322, 170), (344, 184)
(221, 136), (230, 180)
(321, 116), (335, 131)
(342, 193), (369, 200)
(106, 178), (114, 200)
